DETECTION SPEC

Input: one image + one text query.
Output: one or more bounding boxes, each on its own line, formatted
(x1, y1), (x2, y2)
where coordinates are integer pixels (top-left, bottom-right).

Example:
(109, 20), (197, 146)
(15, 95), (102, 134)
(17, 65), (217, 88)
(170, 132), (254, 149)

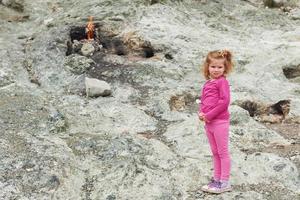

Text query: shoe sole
(201, 185), (213, 192)
(206, 187), (232, 194)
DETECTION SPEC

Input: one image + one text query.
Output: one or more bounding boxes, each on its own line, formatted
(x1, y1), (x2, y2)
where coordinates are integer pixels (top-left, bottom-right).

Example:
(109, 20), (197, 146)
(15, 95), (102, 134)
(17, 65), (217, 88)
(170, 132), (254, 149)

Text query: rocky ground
(0, 0), (300, 199)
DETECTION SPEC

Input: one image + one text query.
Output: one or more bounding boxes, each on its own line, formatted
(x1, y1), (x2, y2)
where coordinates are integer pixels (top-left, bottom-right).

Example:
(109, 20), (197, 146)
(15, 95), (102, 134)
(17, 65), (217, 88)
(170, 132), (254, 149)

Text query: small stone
(85, 77), (112, 97)
(81, 42), (95, 56)
(43, 18), (54, 27)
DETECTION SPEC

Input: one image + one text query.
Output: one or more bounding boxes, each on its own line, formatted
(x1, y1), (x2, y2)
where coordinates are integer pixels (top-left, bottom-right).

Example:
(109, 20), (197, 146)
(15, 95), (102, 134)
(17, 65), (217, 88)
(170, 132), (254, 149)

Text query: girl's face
(208, 58), (225, 79)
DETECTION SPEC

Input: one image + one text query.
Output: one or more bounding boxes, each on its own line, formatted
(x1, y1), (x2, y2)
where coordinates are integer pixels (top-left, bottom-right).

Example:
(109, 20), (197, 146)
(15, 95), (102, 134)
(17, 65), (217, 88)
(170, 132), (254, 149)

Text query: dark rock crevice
(233, 99), (291, 123)
(283, 64), (300, 79)
(67, 25), (156, 59)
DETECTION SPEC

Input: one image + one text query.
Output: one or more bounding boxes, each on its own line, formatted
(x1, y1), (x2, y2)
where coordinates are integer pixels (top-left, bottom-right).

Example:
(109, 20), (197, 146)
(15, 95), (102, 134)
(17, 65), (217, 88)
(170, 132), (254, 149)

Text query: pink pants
(205, 120), (231, 181)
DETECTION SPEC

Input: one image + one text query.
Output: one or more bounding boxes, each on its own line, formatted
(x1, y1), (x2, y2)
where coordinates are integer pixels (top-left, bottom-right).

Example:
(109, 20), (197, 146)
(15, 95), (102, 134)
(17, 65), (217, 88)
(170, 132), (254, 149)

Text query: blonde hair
(202, 50), (234, 80)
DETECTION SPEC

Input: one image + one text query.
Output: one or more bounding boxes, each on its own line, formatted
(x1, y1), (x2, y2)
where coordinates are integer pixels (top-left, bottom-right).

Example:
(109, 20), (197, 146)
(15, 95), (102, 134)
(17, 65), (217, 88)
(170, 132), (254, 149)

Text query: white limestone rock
(85, 77), (111, 97)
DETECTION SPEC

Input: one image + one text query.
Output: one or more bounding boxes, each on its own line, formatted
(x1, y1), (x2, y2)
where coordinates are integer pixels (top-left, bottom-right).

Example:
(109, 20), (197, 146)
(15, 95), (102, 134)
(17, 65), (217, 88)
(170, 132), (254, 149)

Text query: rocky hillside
(0, 0), (300, 199)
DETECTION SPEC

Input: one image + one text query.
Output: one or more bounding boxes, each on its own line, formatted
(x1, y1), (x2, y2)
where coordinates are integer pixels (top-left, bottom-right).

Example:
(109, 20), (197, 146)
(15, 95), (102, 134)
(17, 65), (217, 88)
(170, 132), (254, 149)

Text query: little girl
(198, 50), (234, 194)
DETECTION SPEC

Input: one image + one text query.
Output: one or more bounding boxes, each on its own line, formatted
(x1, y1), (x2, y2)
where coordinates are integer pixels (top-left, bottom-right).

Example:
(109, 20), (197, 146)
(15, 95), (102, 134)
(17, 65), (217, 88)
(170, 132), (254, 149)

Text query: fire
(86, 16), (95, 40)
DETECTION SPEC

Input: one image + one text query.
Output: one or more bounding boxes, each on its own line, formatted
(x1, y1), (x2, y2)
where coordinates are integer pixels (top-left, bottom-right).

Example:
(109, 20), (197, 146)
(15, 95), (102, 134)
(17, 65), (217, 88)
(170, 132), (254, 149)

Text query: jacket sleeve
(198, 87), (204, 113)
(205, 78), (230, 121)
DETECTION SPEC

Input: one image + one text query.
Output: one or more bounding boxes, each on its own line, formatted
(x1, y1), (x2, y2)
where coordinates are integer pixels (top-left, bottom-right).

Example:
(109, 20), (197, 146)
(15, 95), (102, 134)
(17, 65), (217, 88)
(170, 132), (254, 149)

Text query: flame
(86, 16), (95, 40)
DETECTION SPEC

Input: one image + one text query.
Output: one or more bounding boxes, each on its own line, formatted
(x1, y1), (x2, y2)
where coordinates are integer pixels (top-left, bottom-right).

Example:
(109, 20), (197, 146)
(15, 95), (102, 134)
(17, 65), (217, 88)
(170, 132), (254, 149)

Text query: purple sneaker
(201, 178), (220, 192)
(206, 181), (232, 194)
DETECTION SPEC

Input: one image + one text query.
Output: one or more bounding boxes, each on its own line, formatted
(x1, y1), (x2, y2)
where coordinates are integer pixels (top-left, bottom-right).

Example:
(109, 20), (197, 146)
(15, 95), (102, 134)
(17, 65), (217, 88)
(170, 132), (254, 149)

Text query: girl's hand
(198, 112), (209, 123)
(198, 112), (205, 121)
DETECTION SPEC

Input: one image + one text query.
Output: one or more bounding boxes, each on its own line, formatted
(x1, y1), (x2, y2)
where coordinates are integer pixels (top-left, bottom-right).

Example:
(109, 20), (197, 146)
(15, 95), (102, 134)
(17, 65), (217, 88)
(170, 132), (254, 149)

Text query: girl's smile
(208, 58), (225, 79)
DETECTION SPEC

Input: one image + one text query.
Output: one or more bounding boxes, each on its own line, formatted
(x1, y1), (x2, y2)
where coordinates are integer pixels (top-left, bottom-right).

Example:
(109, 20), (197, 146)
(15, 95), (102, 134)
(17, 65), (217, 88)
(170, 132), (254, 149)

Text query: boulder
(85, 77), (111, 97)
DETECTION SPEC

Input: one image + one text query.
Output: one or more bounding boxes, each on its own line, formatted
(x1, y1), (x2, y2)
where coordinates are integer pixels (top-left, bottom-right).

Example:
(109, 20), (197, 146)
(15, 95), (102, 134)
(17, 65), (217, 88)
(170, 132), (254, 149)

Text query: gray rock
(85, 77), (111, 97)
(1, 0), (24, 12)
(230, 119), (289, 151)
(0, 69), (14, 87)
(65, 74), (86, 95)
(64, 54), (95, 74)
(48, 108), (68, 133)
(233, 152), (299, 190)
(230, 105), (250, 125)
(81, 42), (96, 56)
(290, 8), (300, 19)
(72, 40), (83, 53)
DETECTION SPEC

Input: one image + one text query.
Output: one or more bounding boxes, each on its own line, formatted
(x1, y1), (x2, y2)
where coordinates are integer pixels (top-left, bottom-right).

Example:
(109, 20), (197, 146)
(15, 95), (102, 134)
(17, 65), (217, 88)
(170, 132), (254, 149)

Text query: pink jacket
(199, 75), (230, 122)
